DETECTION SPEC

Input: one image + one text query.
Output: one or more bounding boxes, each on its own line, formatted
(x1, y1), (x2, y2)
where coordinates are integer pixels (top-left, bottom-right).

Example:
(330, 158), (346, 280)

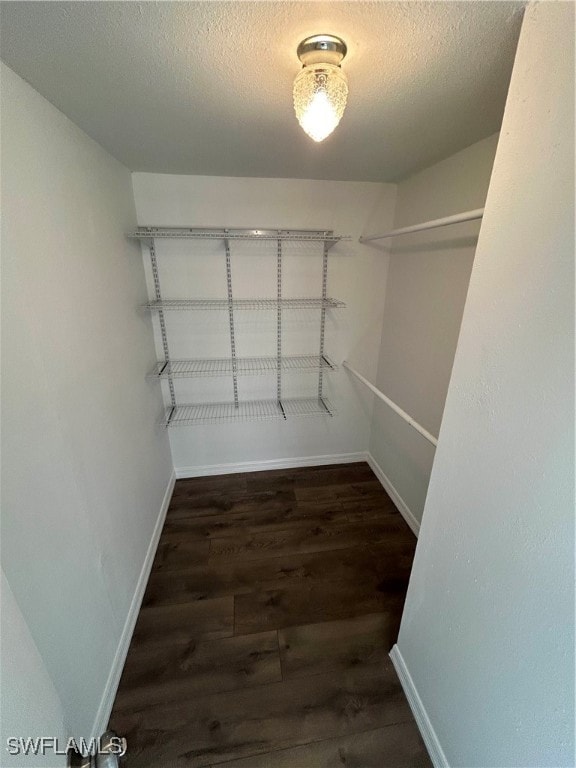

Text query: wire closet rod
(343, 361), (438, 447)
(359, 208), (484, 243)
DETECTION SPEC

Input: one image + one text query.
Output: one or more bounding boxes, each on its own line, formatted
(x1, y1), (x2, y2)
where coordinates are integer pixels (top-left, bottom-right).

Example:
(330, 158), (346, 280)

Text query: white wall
(132, 174), (396, 473)
(0, 571), (68, 768)
(395, 3), (574, 766)
(1, 64), (173, 743)
(368, 134), (498, 528)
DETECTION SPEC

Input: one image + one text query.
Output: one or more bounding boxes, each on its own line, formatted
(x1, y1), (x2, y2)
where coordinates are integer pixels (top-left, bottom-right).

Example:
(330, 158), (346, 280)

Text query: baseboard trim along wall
(175, 452), (368, 478)
(90, 470), (176, 742)
(390, 645), (449, 768)
(366, 453), (420, 536)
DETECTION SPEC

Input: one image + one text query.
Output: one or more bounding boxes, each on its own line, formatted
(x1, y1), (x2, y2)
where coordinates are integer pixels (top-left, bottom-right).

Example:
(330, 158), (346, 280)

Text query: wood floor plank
(114, 631), (282, 710)
(209, 519), (414, 562)
(341, 494), (400, 520)
(152, 537), (210, 572)
(163, 511), (257, 539)
(234, 580), (407, 636)
(243, 468), (298, 494)
(171, 475), (248, 498)
(244, 463), (376, 494)
(142, 546), (415, 607)
(167, 488), (296, 519)
(131, 596), (234, 647)
(292, 463), (377, 488)
(212, 722), (432, 768)
(245, 500), (351, 533)
(279, 613), (394, 680)
(162, 500), (350, 539)
(294, 479), (389, 503)
(109, 660), (414, 768)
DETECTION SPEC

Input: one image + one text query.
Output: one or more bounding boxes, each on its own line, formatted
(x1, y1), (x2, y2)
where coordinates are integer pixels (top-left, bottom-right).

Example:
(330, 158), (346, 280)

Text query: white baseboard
(390, 645), (449, 768)
(175, 452), (368, 478)
(90, 469), (176, 741)
(366, 452), (420, 536)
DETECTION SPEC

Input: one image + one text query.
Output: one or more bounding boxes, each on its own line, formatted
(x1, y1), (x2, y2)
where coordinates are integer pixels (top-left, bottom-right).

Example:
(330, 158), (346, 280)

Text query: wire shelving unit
(130, 227), (349, 249)
(149, 355), (337, 379)
(135, 226), (347, 427)
(162, 397), (335, 427)
(144, 298), (345, 311)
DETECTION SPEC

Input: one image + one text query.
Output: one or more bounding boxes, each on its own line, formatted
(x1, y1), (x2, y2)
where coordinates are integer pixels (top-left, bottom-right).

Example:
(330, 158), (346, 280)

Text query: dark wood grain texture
(142, 544), (413, 607)
(109, 462), (430, 767)
(114, 631), (282, 710)
(208, 519), (413, 562)
(163, 500), (350, 538)
(131, 596), (234, 646)
(279, 613), (394, 680)
(213, 722), (431, 768)
(111, 663), (413, 767)
(234, 580), (407, 635)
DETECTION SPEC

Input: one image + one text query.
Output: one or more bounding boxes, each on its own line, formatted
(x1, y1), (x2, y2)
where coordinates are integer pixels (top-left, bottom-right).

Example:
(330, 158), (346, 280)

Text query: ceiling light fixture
(293, 34), (348, 143)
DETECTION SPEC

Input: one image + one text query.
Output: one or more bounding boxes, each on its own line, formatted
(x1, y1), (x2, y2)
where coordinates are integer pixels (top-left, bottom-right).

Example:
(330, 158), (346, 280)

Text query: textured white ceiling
(0, 1), (524, 181)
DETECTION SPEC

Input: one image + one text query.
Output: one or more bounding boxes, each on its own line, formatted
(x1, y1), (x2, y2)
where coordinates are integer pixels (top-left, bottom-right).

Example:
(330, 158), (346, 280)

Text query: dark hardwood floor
(109, 462), (431, 767)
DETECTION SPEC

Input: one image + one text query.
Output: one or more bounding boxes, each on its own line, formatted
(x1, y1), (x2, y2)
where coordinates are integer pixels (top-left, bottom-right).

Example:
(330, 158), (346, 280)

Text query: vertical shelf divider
(277, 232), (286, 419)
(317, 236), (331, 413)
(149, 238), (176, 423)
(224, 231), (239, 408)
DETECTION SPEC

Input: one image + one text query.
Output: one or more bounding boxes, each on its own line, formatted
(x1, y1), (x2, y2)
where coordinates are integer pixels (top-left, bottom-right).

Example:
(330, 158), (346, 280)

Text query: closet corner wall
(132, 174), (397, 476)
(132, 143), (497, 489)
(366, 132), (500, 530)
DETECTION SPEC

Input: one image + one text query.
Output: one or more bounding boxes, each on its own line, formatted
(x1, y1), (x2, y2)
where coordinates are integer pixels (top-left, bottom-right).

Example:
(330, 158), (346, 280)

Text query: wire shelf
(144, 298), (345, 311)
(281, 397), (335, 418)
(163, 397), (335, 426)
(149, 355), (337, 379)
(129, 227), (349, 245)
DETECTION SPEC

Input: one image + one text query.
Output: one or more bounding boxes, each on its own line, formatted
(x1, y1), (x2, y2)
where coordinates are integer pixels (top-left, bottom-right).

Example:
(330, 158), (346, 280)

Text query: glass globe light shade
(293, 63), (348, 143)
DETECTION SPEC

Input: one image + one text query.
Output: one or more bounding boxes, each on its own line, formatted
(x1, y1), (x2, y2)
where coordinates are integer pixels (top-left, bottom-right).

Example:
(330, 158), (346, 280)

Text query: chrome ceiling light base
(293, 34), (349, 143)
(297, 34), (347, 67)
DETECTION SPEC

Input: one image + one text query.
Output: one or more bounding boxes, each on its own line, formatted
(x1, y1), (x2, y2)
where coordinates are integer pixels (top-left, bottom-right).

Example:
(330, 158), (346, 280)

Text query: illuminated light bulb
(293, 64), (348, 142)
(293, 35), (348, 143)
